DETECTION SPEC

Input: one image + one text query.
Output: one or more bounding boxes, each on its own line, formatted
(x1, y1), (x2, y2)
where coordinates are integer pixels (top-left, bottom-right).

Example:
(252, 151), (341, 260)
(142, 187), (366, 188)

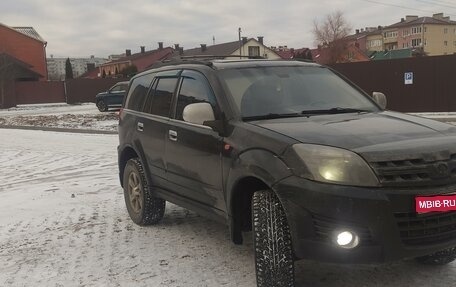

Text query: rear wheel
(123, 158), (165, 225)
(97, 100), (108, 112)
(415, 247), (456, 265)
(252, 190), (294, 287)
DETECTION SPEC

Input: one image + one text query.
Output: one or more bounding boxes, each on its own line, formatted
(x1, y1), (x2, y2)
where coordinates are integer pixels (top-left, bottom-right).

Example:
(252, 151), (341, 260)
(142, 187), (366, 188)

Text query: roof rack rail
(179, 55), (265, 60)
(147, 54), (266, 69)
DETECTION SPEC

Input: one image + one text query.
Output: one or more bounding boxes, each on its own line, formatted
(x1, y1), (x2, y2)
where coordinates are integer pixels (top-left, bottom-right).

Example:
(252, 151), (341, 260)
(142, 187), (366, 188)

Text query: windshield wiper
(242, 112), (302, 121)
(301, 107), (370, 116)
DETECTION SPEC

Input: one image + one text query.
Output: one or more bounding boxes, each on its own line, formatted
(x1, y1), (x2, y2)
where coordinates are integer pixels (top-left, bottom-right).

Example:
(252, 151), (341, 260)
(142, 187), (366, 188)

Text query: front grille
(369, 153), (456, 187)
(312, 214), (373, 245)
(394, 211), (456, 246)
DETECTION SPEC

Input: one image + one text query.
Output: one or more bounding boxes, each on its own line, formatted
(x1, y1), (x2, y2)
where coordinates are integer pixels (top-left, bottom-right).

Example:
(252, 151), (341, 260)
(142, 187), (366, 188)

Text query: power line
(417, 0), (456, 6)
(415, 0), (456, 11)
(358, 0), (456, 17)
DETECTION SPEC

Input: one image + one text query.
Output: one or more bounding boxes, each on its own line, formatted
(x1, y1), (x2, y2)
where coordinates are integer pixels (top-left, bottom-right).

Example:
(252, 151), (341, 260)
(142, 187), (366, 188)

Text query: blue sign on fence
(405, 72), (413, 85)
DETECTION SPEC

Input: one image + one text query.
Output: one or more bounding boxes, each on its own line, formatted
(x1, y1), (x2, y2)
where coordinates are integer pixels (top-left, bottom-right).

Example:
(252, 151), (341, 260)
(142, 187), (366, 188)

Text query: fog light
(335, 231), (359, 249)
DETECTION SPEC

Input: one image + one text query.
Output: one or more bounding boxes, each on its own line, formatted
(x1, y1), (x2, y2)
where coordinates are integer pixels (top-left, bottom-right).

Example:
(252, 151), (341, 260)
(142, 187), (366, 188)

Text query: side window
(110, 85), (121, 92)
(118, 84), (128, 91)
(176, 71), (216, 121)
(124, 74), (154, 111)
(111, 83), (127, 92)
(149, 77), (178, 117)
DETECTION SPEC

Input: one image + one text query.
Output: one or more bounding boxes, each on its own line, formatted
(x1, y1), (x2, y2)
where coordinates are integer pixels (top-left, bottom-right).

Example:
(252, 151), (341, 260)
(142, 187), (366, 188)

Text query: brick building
(0, 23), (48, 80)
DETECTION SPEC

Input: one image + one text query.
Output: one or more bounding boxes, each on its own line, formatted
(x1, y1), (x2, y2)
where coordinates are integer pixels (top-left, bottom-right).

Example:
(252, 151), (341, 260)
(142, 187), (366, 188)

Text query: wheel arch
(226, 149), (292, 244)
(118, 145), (139, 187)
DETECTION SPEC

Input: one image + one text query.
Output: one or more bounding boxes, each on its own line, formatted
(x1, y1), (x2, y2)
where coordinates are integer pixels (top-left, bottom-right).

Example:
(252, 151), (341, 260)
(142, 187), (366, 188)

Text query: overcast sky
(1, 0), (455, 58)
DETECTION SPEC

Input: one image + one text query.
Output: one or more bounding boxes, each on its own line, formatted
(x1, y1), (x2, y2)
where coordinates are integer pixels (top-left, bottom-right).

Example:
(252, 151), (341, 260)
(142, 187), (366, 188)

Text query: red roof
(79, 68), (99, 79)
(275, 48), (311, 59)
(101, 47), (174, 72)
(311, 44), (369, 65)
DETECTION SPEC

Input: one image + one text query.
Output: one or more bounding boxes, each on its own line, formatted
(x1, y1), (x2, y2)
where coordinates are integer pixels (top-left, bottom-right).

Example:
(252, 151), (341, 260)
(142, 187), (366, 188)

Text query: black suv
(96, 81), (129, 112)
(118, 59), (456, 287)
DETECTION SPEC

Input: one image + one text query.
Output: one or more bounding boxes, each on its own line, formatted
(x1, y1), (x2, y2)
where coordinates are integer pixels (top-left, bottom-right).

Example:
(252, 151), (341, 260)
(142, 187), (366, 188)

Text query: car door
(165, 70), (225, 211)
(107, 82), (127, 106)
(137, 70), (181, 188)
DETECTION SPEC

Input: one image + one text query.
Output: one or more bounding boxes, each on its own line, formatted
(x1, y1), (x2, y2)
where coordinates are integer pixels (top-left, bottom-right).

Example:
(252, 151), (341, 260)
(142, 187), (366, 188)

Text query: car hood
(96, 92), (107, 97)
(250, 111), (456, 154)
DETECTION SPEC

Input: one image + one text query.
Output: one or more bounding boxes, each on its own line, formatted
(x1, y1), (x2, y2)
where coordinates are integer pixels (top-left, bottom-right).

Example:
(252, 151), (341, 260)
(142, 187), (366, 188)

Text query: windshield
(218, 66), (379, 119)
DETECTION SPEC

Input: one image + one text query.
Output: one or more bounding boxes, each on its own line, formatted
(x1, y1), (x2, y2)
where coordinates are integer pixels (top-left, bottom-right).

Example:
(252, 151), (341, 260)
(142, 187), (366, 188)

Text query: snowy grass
(0, 103), (118, 131)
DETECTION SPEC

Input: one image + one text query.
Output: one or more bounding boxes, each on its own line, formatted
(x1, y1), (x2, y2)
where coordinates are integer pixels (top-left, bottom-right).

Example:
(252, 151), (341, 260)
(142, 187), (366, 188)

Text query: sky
(1, 0), (455, 58)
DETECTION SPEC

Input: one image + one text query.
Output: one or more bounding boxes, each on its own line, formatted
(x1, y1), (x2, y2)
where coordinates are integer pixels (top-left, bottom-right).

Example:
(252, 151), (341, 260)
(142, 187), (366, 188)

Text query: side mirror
(372, 92), (387, 110)
(183, 102), (215, 126)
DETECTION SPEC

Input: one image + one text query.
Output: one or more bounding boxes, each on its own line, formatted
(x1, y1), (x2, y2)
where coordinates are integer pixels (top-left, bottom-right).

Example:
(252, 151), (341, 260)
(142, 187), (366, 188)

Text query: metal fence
(15, 81), (65, 105)
(3, 78), (128, 108)
(4, 56), (456, 112)
(65, 78), (127, 104)
(330, 54), (456, 112)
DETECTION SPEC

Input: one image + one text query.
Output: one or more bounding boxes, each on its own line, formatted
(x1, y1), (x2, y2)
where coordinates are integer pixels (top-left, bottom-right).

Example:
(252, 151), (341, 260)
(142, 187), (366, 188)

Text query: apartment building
(379, 13), (456, 55)
(347, 13), (456, 57)
(47, 56), (108, 80)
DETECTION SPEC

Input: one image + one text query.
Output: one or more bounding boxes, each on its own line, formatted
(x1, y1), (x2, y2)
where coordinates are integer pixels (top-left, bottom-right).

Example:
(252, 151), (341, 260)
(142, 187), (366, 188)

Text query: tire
(252, 190), (294, 287)
(415, 247), (456, 265)
(97, 100), (108, 112)
(123, 158), (165, 225)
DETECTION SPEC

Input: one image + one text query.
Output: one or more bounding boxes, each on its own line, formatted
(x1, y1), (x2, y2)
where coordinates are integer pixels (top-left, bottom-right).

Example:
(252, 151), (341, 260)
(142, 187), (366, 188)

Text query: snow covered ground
(1, 129), (456, 287)
(1, 104), (456, 286)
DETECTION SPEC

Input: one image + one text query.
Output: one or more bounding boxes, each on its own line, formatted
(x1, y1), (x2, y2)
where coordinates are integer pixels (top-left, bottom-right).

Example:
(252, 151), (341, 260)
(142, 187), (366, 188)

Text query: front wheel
(97, 100), (108, 112)
(415, 247), (456, 265)
(252, 190), (295, 287)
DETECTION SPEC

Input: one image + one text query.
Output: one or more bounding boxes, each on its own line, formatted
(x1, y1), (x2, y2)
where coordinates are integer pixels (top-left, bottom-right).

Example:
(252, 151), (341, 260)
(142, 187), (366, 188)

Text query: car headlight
(290, 144), (379, 187)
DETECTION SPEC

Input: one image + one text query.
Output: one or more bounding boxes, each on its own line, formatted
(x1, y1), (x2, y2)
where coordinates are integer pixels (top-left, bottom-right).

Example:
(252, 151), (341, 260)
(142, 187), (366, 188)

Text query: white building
(47, 55), (108, 80)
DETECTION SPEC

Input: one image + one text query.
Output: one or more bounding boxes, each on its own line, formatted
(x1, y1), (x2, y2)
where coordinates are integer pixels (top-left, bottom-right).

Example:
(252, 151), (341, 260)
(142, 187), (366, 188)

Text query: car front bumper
(273, 176), (456, 264)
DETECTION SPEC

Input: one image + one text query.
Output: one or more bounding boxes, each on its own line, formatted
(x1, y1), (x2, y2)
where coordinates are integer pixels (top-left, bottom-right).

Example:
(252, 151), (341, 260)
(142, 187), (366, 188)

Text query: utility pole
(238, 27), (242, 59)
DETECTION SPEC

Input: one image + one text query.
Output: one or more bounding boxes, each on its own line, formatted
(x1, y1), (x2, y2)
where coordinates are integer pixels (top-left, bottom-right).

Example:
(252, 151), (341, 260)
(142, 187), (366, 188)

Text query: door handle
(169, 130), (178, 141)
(137, 122), (144, 132)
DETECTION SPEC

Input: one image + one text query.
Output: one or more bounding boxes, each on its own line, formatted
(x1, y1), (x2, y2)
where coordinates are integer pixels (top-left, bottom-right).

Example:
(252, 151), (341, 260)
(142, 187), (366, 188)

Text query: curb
(0, 125), (118, 135)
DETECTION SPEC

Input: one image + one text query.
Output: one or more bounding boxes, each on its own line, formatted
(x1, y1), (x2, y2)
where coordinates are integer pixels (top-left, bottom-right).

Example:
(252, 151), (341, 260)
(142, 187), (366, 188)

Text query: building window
(383, 31), (398, 38)
(402, 29), (410, 37)
(248, 46), (260, 57)
(424, 27), (427, 33)
(444, 40), (448, 46)
(411, 38), (422, 47)
(402, 42), (411, 48)
(444, 28), (448, 34)
(368, 39), (382, 48)
(411, 27), (422, 34)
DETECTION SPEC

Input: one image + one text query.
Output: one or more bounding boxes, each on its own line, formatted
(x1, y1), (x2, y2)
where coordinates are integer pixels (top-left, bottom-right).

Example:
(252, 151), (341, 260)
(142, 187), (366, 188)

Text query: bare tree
(313, 11), (352, 64)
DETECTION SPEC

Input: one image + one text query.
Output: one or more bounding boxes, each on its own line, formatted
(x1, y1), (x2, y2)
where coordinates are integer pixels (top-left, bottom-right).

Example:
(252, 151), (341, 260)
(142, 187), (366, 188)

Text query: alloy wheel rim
(128, 172), (143, 213)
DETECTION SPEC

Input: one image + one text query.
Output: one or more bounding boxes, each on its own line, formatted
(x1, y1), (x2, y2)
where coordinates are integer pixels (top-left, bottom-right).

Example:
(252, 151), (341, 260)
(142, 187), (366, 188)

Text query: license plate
(415, 195), (456, 213)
